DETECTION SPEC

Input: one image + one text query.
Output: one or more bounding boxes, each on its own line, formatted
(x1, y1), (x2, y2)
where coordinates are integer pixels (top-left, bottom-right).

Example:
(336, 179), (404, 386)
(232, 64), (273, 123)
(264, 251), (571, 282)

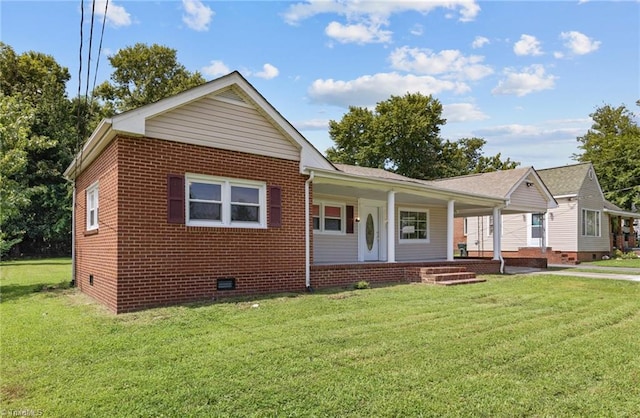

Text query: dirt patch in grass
(1, 383), (27, 402)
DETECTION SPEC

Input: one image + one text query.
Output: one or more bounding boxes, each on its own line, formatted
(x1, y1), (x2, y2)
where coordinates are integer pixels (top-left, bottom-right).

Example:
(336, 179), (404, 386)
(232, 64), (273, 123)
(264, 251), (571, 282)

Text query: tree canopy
(574, 102), (640, 211)
(326, 93), (519, 180)
(94, 43), (206, 115)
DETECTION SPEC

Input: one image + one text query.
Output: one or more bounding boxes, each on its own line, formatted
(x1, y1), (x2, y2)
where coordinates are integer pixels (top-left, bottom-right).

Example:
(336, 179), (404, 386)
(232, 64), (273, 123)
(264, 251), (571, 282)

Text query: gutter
(304, 171), (314, 290)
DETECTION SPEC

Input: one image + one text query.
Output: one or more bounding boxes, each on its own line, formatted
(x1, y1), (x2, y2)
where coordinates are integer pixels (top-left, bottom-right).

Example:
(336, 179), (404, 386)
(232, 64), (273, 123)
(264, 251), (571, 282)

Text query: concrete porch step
(420, 266), (467, 274)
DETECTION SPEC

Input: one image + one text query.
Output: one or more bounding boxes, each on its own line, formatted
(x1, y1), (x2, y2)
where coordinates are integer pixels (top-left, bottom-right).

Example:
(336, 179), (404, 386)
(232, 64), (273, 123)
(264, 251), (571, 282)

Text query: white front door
(362, 206), (380, 261)
(528, 213), (545, 247)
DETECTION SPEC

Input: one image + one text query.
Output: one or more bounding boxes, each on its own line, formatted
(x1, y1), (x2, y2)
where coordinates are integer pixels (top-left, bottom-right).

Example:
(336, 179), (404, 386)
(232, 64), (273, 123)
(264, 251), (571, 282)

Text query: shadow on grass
(0, 281), (72, 303)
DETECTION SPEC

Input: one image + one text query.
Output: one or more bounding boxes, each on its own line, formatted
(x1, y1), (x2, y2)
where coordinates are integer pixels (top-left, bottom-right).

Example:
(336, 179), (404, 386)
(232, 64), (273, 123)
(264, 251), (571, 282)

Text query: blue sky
(2, 0), (638, 170)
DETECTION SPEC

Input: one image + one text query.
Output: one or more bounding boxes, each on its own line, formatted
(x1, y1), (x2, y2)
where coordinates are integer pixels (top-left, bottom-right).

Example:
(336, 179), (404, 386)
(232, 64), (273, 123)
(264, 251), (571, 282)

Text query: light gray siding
(396, 206), (447, 261)
(465, 216), (494, 254)
(509, 180), (549, 211)
(501, 214), (529, 251)
(146, 95), (300, 161)
(313, 196), (358, 264)
(577, 173), (610, 252)
(547, 200), (578, 251)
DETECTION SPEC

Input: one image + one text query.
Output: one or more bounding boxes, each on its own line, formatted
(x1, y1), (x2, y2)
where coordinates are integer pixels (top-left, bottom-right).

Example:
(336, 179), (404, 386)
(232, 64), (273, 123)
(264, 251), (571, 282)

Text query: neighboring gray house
(464, 162), (639, 263)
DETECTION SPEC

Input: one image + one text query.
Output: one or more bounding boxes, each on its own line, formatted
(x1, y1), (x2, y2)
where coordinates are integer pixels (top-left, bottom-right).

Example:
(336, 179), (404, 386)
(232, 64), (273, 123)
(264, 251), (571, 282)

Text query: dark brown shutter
(346, 205), (354, 234)
(268, 185), (282, 227)
(167, 174), (185, 224)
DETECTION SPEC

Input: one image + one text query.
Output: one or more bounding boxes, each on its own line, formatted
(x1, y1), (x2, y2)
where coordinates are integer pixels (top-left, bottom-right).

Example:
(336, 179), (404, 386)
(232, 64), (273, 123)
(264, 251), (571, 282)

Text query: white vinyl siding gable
(546, 200), (578, 252)
(509, 180), (549, 212)
(146, 95), (300, 161)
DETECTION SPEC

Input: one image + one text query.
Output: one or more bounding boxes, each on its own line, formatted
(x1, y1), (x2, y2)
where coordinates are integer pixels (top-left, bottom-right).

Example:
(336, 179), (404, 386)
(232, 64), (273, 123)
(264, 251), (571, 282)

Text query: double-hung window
(399, 208), (429, 243)
(312, 202), (345, 234)
(581, 209), (601, 237)
(186, 174), (265, 228)
(86, 182), (99, 231)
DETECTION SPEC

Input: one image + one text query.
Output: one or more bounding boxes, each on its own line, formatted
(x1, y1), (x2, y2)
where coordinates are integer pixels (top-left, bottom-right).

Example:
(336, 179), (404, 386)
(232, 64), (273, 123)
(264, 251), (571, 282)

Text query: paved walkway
(505, 264), (640, 282)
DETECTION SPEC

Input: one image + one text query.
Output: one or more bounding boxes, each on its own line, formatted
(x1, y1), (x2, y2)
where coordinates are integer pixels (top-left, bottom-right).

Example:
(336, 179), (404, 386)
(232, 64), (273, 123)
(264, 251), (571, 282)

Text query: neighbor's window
(582, 209), (601, 237)
(399, 208), (429, 243)
(186, 174), (265, 228)
(86, 182), (99, 231)
(312, 202), (345, 233)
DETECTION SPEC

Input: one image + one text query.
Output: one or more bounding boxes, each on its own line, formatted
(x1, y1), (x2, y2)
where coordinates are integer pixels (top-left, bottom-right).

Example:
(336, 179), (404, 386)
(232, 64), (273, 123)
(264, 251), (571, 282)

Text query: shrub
(354, 280), (370, 290)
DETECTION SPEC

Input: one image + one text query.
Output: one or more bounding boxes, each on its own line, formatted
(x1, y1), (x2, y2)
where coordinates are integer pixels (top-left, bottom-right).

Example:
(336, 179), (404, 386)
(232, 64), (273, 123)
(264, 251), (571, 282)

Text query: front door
(362, 206), (380, 261)
(528, 213), (544, 247)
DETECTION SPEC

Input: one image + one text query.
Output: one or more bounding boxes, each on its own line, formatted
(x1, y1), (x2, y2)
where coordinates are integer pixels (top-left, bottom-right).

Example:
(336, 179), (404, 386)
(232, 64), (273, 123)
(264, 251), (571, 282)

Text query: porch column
(492, 207), (501, 260)
(387, 190), (396, 262)
(447, 200), (455, 261)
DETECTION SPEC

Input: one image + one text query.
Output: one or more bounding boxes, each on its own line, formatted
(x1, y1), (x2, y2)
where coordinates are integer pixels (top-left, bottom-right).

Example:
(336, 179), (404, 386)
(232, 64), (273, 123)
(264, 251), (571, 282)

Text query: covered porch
(302, 165), (556, 290)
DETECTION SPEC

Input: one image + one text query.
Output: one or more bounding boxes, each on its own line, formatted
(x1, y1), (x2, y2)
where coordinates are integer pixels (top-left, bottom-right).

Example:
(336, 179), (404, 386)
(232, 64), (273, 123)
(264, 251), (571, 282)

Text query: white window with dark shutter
(184, 174), (266, 228)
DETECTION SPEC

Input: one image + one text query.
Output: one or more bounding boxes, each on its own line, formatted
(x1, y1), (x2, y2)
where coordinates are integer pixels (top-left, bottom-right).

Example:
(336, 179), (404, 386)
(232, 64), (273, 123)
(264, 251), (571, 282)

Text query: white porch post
(447, 200), (455, 261)
(492, 207), (501, 260)
(387, 190), (396, 263)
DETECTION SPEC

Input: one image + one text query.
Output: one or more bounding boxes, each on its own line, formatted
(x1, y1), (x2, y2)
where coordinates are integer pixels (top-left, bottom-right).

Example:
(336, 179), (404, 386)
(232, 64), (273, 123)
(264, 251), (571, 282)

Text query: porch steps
(418, 267), (486, 286)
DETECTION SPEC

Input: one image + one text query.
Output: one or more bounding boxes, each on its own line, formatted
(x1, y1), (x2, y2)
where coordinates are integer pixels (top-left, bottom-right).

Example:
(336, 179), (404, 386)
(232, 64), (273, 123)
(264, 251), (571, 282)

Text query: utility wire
(91, 0), (109, 97)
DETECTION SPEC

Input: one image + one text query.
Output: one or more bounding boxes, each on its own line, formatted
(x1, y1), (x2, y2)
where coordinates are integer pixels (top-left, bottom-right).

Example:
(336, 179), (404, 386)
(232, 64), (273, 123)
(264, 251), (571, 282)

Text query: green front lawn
(2, 259), (639, 416)
(584, 257), (640, 268)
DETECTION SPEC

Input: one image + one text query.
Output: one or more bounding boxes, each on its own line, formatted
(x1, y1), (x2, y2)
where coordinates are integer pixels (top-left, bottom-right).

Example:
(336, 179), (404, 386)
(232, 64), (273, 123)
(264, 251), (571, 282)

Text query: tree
(574, 102), (640, 210)
(94, 43), (206, 115)
(327, 93), (519, 180)
(440, 137), (519, 178)
(0, 43), (77, 256)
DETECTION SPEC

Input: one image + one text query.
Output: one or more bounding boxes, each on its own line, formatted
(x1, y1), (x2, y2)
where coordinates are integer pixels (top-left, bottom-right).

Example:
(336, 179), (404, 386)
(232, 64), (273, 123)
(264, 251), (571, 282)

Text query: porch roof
(306, 165), (508, 215)
(307, 164), (557, 216)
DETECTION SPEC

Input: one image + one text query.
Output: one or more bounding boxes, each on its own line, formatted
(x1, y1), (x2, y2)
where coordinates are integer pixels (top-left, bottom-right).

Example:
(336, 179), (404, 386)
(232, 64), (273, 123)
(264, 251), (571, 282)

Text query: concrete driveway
(505, 264), (640, 282)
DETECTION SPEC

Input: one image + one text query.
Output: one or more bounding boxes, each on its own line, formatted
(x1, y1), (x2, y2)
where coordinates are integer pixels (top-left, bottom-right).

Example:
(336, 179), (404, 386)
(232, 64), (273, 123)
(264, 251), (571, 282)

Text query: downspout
(305, 171), (314, 291)
(69, 179), (77, 286)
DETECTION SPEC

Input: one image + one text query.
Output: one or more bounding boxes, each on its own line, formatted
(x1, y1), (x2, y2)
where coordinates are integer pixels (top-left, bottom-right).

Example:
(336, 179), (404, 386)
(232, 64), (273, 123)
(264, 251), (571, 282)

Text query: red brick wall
(453, 218), (466, 255)
(113, 136), (309, 312)
(74, 140), (119, 312)
(310, 260), (500, 289)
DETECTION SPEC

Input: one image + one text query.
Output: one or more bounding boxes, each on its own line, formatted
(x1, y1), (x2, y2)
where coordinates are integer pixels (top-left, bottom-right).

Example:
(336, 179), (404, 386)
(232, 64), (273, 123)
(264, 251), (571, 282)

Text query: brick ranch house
(65, 71), (556, 313)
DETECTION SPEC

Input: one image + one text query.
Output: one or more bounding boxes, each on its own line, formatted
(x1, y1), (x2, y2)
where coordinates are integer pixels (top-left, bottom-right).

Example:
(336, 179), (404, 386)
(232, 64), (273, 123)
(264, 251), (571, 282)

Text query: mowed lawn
(1, 259), (639, 417)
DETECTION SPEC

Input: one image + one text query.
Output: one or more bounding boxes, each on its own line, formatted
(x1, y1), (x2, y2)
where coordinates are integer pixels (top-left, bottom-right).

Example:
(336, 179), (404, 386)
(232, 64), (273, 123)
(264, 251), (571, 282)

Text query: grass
(2, 259), (640, 417)
(582, 257), (640, 269)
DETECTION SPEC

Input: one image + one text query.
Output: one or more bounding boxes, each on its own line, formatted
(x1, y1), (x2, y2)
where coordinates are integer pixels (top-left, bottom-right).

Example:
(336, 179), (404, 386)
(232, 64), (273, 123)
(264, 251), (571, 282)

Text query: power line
(91, 0), (109, 97)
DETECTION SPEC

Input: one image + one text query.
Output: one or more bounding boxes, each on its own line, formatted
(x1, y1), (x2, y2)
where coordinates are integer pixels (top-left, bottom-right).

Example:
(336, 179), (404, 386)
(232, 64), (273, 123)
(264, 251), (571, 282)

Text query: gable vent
(216, 89), (247, 103)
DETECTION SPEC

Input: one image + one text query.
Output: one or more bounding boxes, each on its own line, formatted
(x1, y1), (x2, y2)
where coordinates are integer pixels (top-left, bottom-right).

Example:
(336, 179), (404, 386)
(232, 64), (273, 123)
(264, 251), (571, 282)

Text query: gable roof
(424, 166), (555, 206)
(65, 71), (334, 179)
(537, 162), (593, 196)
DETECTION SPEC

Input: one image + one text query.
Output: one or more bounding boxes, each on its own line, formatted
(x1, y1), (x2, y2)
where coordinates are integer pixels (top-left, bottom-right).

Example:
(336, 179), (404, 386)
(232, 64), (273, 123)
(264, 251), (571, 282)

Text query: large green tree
(0, 43), (77, 256)
(327, 93), (519, 180)
(95, 43), (206, 115)
(574, 102), (640, 210)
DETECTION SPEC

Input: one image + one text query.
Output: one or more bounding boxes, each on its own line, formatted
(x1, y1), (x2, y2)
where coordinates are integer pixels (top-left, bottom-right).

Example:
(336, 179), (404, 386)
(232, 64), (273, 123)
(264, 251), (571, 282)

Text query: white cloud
(201, 60), (229, 77)
(294, 118), (330, 130)
(513, 34), (543, 56)
(389, 46), (493, 81)
(283, 0), (481, 25)
(325, 21), (392, 44)
(410, 24), (424, 36)
(443, 103), (489, 123)
(254, 63), (280, 80)
(95, 0), (131, 27)
(182, 0), (214, 32)
(560, 31), (601, 55)
(308, 72), (470, 108)
(492, 65), (556, 96)
(472, 36), (489, 49)
(553, 51), (564, 59)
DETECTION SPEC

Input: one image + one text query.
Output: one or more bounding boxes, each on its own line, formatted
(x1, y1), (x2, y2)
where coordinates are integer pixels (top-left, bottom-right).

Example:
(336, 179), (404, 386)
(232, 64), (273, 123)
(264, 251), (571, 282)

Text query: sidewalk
(504, 264), (640, 282)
